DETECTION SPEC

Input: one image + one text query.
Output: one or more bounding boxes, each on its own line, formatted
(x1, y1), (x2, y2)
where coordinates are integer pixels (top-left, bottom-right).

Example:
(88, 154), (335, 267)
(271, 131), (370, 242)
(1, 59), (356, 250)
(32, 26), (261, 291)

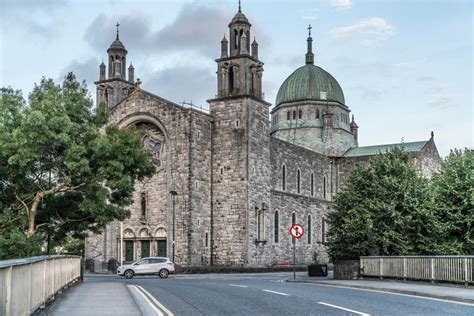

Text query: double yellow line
(128, 285), (174, 316)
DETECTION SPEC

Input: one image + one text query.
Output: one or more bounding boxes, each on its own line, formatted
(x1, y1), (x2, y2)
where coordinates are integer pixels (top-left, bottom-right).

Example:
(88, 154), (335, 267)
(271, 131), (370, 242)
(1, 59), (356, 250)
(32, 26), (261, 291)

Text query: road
(84, 272), (474, 315)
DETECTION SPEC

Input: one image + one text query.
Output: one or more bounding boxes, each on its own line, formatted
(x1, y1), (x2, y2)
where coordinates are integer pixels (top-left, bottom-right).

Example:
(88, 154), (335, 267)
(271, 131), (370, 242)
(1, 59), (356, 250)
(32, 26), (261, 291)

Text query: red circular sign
(289, 224), (304, 239)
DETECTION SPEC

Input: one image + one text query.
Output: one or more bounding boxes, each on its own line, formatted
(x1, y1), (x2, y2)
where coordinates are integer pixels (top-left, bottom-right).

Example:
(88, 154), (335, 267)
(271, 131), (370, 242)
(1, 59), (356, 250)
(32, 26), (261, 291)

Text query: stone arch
(154, 227), (167, 238)
(138, 227), (151, 238)
(123, 228), (135, 239)
(118, 112), (170, 144)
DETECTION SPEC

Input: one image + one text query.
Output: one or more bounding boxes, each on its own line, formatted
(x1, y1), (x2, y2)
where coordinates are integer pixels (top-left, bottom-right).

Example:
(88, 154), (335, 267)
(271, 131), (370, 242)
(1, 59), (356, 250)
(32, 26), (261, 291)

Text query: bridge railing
(360, 256), (474, 284)
(0, 255), (81, 316)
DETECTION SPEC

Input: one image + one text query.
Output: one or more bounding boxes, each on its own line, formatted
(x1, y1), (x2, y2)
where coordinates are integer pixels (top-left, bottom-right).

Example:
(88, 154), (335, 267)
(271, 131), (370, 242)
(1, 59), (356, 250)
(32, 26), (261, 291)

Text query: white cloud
(329, 0), (352, 11)
(330, 18), (394, 43)
(302, 8), (319, 21)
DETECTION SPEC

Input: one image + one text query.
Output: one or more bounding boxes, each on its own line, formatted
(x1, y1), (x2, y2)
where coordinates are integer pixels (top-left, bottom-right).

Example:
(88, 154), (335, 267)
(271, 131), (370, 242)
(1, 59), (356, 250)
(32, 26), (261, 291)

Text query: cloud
(416, 75), (436, 83)
(142, 66), (215, 109)
(330, 18), (394, 44)
(59, 58), (100, 97)
(84, 5), (269, 58)
(328, 0), (352, 11)
(1, 0), (67, 39)
(302, 8), (320, 21)
(427, 95), (454, 108)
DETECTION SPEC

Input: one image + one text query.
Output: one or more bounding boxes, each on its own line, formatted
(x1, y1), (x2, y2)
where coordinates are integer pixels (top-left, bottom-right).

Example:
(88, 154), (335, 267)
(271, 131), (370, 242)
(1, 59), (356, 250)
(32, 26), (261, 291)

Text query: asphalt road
(86, 273), (474, 316)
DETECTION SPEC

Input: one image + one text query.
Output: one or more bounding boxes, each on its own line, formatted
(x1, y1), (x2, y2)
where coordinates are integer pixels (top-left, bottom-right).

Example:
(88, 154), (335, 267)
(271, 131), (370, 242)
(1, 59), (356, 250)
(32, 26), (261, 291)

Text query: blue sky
(0, 0), (472, 156)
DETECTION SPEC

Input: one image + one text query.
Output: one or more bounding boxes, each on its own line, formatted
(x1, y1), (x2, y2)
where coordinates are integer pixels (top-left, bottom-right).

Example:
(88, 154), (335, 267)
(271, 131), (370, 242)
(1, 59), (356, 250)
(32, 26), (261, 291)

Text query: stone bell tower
(216, 2), (263, 98)
(95, 23), (136, 110)
(208, 2), (272, 266)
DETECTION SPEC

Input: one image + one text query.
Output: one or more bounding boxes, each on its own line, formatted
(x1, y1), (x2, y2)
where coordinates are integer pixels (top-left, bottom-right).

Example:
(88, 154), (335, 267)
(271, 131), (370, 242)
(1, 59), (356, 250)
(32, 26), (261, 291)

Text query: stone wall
(267, 137), (333, 265)
(209, 97), (250, 265)
(334, 260), (360, 279)
(85, 89), (212, 266)
(415, 137), (441, 178)
(246, 97), (272, 266)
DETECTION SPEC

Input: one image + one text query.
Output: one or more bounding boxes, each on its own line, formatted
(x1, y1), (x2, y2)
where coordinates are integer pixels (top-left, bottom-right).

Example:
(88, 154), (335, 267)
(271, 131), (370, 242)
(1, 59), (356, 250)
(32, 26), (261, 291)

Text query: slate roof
(343, 141), (428, 157)
(275, 64), (345, 107)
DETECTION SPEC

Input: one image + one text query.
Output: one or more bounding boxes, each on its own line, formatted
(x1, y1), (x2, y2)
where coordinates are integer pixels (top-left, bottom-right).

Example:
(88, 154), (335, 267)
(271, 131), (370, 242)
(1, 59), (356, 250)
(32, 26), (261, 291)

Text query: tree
(0, 74), (155, 255)
(326, 147), (437, 260)
(430, 149), (473, 254)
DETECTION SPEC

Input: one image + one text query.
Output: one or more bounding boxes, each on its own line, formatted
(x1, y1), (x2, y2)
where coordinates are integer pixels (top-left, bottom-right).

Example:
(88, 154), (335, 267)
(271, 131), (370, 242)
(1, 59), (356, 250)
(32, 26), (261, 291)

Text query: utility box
(93, 260), (102, 273)
(308, 264), (328, 277)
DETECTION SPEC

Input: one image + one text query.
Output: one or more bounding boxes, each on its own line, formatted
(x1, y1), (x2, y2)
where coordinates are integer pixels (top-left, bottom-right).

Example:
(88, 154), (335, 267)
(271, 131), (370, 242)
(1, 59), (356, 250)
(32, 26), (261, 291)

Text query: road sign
(289, 224), (304, 239)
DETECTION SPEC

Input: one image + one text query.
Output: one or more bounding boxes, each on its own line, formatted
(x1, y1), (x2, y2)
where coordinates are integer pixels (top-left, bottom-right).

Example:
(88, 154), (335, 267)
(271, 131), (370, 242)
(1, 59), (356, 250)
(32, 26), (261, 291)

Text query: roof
(275, 64), (345, 107)
(108, 39), (127, 51)
(230, 11), (250, 24)
(344, 141), (428, 157)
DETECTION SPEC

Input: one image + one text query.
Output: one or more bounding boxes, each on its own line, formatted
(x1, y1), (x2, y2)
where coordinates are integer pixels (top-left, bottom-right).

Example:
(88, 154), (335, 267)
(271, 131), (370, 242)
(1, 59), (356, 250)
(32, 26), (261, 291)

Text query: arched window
(322, 217), (326, 243)
(287, 111), (290, 120)
(292, 212), (296, 225)
(274, 210), (279, 243)
(310, 173), (314, 196)
(323, 176), (327, 199)
(297, 169), (301, 194)
(293, 110), (296, 119)
(141, 192), (147, 219)
(257, 209), (264, 240)
(298, 109), (302, 119)
(316, 109), (320, 119)
(282, 165), (286, 191)
(307, 215), (312, 244)
(234, 29), (238, 49)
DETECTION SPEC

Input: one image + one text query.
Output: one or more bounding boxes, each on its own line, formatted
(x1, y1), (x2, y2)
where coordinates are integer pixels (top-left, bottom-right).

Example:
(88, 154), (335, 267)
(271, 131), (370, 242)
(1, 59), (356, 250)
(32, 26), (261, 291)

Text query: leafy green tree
(0, 74), (155, 257)
(326, 147), (438, 260)
(430, 149), (473, 254)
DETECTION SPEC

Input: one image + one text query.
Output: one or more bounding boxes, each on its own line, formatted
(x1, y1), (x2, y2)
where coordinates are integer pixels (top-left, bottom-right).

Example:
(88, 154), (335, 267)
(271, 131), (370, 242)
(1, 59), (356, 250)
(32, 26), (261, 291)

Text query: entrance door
(157, 239), (167, 257)
(141, 240), (150, 258)
(125, 241), (134, 262)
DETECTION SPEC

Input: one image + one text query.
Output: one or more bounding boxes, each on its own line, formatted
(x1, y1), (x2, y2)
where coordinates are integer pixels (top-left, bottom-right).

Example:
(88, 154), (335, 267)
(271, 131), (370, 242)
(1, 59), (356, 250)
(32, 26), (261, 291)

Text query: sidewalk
(47, 282), (142, 316)
(287, 276), (474, 304)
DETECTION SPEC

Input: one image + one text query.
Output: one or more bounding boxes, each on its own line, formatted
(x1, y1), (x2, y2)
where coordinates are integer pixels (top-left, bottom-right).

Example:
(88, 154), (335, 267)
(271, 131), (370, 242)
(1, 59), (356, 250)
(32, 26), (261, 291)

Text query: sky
(0, 0), (472, 157)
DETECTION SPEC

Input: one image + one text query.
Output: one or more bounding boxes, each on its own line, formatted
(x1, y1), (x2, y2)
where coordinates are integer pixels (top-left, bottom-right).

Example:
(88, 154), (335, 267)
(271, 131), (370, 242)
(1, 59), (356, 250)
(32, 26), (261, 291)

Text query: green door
(157, 239), (167, 257)
(125, 241), (134, 262)
(141, 240), (150, 258)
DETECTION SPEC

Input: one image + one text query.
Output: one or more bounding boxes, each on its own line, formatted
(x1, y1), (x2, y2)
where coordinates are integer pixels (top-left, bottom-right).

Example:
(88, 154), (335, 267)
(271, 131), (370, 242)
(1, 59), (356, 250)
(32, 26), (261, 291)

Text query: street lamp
(169, 190), (178, 263)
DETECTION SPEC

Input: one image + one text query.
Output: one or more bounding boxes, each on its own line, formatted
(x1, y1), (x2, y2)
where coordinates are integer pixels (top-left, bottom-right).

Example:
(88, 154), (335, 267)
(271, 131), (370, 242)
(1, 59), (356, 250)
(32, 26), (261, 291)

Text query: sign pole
(289, 223), (304, 281)
(293, 237), (296, 280)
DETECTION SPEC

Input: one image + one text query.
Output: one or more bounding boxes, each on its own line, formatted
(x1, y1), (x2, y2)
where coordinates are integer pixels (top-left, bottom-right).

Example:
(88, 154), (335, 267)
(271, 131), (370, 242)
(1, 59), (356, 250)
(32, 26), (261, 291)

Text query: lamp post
(169, 190), (178, 263)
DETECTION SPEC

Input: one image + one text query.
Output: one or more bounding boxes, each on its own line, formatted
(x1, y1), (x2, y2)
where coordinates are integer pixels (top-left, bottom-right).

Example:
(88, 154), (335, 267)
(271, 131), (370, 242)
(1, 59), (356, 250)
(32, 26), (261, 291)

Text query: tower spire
(238, 0), (241, 12)
(305, 24), (314, 65)
(116, 22), (120, 40)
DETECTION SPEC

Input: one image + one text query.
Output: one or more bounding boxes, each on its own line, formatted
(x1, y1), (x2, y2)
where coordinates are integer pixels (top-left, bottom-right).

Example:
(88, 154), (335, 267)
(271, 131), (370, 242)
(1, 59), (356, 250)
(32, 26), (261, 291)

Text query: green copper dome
(275, 64), (345, 106)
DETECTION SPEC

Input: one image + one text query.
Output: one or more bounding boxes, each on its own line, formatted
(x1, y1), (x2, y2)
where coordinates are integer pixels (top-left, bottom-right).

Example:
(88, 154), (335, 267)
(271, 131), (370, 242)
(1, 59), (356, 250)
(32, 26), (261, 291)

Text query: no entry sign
(289, 224), (304, 239)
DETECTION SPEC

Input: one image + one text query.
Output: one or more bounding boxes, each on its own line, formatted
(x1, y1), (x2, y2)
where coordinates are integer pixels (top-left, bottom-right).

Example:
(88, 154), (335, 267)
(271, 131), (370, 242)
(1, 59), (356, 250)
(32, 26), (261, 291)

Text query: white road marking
(229, 284), (248, 288)
(128, 285), (163, 316)
(136, 285), (174, 316)
(318, 302), (370, 316)
(308, 283), (474, 307)
(262, 289), (290, 296)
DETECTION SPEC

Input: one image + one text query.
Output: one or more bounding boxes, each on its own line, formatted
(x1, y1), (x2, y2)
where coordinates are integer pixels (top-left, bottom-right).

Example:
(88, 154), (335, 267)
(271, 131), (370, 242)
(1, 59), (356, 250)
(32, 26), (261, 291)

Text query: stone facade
(84, 7), (441, 268)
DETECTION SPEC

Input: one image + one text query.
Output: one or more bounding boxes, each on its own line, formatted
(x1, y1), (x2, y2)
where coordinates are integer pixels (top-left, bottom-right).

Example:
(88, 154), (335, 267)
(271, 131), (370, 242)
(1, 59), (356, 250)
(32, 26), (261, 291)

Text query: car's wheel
(159, 269), (169, 279)
(124, 269), (134, 279)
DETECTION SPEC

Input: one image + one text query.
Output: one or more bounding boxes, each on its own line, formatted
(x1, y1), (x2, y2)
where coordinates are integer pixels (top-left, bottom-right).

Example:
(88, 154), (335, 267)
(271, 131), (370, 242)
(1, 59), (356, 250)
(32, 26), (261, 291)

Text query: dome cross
(116, 22), (120, 40)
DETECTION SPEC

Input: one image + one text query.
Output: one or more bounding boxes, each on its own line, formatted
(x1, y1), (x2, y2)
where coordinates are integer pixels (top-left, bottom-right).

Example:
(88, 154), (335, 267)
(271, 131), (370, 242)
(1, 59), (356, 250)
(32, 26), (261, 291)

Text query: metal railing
(360, 256), (474, 284)
(0, 255), (81, 316)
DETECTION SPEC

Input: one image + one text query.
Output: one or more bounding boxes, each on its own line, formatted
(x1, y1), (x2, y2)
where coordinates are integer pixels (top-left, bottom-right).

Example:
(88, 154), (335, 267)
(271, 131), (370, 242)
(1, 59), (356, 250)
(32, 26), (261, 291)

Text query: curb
(285, 280), (474, 304)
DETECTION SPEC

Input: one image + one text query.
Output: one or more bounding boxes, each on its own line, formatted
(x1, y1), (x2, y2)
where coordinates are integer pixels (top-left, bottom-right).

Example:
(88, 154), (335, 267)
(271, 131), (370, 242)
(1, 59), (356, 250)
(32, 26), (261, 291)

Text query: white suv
(117, 257), (175, 279)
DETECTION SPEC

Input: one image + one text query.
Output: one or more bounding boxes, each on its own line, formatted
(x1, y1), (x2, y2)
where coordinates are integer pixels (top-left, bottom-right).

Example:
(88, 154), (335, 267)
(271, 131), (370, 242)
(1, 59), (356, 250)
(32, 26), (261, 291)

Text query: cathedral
(85, 6), (440, 268)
